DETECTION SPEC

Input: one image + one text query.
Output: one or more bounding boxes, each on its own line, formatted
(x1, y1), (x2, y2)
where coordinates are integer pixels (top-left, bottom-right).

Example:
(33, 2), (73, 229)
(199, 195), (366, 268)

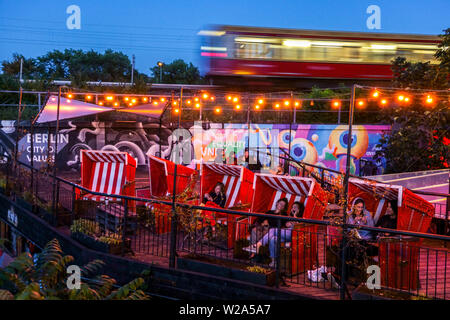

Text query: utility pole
(291, 91), (296, 124)
(338, 104), (341, 124)
(14, 58), (24, 165)
(19, 58), (23, 85)
(178, 87), (183, 128)
(339, 83), (357, 300)
(131, 54), (135, 84)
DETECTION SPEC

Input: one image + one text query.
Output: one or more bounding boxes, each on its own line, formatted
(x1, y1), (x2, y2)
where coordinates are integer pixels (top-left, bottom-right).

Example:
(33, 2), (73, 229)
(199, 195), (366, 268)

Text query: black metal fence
(1, 156), (449, 300)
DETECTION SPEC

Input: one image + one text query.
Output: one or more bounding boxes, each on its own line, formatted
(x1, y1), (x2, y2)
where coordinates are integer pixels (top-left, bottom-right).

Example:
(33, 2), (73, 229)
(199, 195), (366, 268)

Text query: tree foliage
(149, 59), (204, 84)
(1, 49), (149, 84)
(375, 28), (450, 173)
(0, 239), (150, 300)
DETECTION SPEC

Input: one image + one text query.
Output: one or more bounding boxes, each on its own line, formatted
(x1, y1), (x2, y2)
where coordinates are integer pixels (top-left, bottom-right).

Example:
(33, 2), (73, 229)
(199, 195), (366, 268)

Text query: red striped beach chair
(79, 150), (137, 202)
(249, 174), (328, 274)
(200, 163), (255, 248)
(148, 155), (198, 198)
(348, 178), (434, 290)
(139, 155), (198, 234)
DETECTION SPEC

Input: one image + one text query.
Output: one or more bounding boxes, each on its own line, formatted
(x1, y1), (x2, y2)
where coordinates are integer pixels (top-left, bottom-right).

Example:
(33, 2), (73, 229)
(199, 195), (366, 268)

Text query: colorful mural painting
(191, 123), (390, 175)
(0, 120), (390, 175)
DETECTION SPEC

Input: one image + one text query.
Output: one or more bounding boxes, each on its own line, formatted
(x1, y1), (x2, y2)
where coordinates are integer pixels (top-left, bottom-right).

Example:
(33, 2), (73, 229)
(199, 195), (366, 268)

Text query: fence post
(275, 217), (282, 288)
(54, 179), (60, 226)
(446, 178), (449, 236)
(71, 185), (76, 225)
(169, 164), (178, 268)
(5, 157), (10, 195)
(321, 170), (325, 188)
(122, 199), (129, 256)
(30, 122), (34, 192)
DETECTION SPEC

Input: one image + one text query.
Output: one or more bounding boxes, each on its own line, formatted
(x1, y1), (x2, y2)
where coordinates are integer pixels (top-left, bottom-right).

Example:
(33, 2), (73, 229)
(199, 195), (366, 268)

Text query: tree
(374, 28), (450, 173)
(0, 239), (149, 300)
(1, 49), (150, 84)
(435, 28), (450, 77)
(149, 59), (204, 84)
(1, 53), (38, 79)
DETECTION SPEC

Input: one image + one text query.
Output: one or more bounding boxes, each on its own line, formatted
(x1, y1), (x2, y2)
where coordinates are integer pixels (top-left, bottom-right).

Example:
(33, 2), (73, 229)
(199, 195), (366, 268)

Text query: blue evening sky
(0, 0), (449, 76)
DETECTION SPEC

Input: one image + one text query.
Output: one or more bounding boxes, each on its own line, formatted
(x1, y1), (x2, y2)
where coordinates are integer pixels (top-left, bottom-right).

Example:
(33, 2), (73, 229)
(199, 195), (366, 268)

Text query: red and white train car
(200, 25), (440, 86)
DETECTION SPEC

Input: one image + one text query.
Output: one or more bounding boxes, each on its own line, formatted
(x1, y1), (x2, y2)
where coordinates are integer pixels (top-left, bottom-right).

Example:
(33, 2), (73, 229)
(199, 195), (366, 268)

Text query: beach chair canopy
(251, 174), (327, 220)
(80, 150), (137, 201)
(349, 178), (434, 233)
(148, 155), (198, 198)
(200, 163), (254, 209)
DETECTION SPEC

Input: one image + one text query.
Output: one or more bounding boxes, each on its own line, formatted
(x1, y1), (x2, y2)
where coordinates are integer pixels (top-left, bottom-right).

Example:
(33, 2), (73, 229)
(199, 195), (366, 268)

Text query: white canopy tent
(34, 95), (114, 124)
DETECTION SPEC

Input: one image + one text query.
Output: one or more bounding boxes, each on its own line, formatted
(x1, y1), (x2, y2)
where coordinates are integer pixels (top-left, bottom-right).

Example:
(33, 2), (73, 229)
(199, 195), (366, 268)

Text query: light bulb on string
(332, 100), (341, 109)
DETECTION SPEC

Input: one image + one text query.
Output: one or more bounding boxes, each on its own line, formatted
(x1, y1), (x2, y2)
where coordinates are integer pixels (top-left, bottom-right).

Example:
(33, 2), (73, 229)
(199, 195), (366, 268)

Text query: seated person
(346, 198), (378, 258)
(244, 200), (301, 267)
(247, 198), (288, 246)
(376, 200), (397, 230)
(347, 198), (374, 241)
(203, 182), (226, 208)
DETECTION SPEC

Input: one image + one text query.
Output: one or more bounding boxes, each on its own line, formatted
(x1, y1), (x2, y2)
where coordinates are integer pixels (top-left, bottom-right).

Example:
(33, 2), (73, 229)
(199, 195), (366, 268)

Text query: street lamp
(157, 61), (164, 83)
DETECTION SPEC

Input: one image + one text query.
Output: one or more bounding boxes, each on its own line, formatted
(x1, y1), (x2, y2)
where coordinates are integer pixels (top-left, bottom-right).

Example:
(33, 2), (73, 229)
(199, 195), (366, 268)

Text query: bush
(70, 219), (99, 236)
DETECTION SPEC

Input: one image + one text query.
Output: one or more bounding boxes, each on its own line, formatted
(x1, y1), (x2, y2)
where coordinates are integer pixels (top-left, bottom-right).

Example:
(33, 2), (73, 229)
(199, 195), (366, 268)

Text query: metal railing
(1, 156), (450, 300)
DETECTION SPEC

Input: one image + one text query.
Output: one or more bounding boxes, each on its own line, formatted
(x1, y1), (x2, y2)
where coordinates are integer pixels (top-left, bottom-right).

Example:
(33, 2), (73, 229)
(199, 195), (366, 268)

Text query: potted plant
(177, 254), (276, 287)
(352, 284), (425, 300)
(70, 219), (128, 254)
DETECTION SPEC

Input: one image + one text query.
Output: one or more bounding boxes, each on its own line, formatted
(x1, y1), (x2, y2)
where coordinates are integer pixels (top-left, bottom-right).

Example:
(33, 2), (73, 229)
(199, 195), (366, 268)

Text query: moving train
(199, 25), (440, 88)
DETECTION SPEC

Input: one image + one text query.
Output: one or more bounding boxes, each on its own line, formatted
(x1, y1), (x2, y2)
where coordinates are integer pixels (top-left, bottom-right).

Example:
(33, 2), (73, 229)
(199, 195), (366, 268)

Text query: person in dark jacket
(247, 198), (289, 246)
(376, 200), (398, 235)
(203, 182), (226, 208)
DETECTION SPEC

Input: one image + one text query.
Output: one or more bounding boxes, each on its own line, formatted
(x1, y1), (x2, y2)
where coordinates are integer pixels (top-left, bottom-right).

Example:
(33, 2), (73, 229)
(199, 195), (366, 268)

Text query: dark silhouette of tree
(375, 28), (450, 173)
(1, 49), (150, 84)
(149, 59), (205, 84)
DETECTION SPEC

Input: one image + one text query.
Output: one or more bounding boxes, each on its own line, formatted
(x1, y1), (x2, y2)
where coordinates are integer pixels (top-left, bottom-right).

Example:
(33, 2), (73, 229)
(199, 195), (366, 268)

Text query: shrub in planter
(70, 218), (100, 236)
(70, 219), (127, 254)
(136, 205), (156, 230)
(352, 284), (425, 300)
(97, 234), (127, 254)
(177, 254), (276, 287)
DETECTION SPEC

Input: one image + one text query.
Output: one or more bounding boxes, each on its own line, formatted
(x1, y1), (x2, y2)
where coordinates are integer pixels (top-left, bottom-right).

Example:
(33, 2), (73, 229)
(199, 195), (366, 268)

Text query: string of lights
(2, 84), (448, 115)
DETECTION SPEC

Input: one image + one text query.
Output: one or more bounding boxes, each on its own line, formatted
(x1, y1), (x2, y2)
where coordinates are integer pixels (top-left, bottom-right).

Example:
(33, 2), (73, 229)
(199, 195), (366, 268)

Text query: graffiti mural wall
(0, 120), (390, 175)
(191, 123), (390, 175)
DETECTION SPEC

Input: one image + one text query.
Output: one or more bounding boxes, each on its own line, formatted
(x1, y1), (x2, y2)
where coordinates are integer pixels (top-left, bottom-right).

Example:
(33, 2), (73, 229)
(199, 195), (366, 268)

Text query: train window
(230, 36), (438, 65)
(235, 41), (274, 59)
